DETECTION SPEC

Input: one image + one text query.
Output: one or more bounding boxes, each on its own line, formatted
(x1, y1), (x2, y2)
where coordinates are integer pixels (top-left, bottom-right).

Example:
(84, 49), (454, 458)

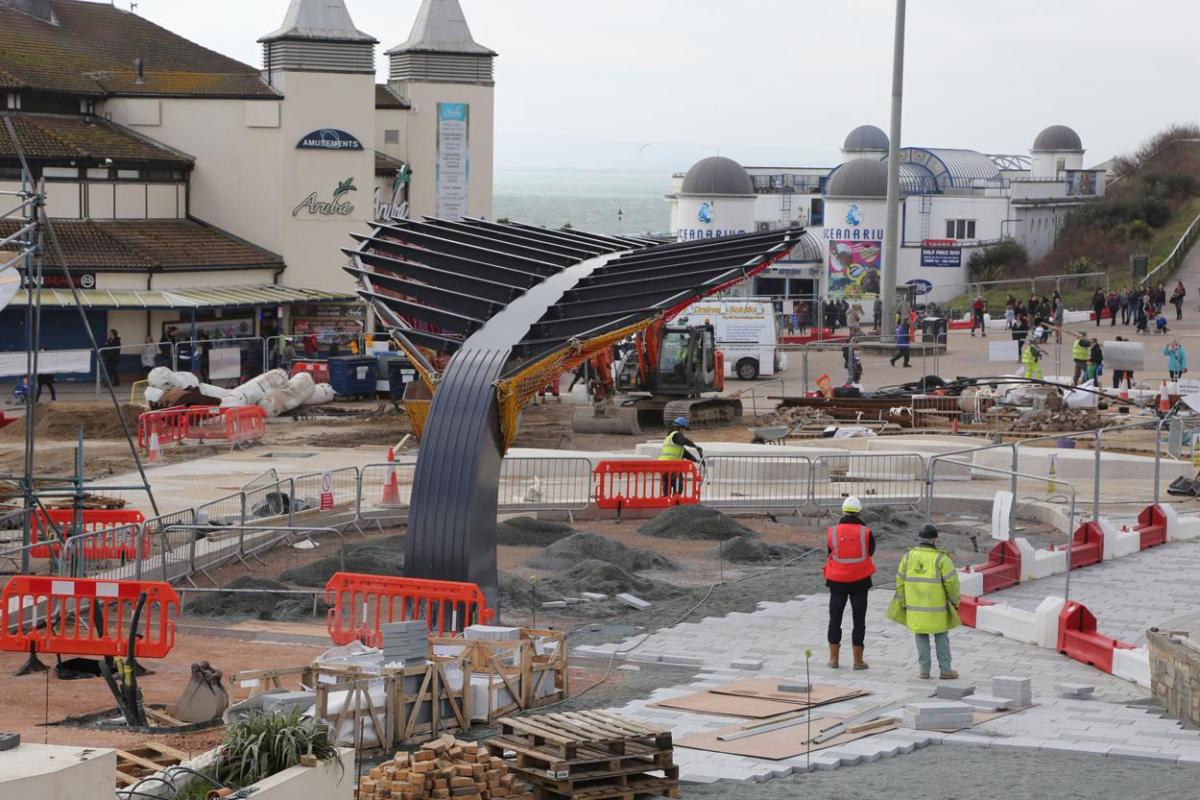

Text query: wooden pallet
(115, 742), (189, 787)
(486, 711), (678, 800)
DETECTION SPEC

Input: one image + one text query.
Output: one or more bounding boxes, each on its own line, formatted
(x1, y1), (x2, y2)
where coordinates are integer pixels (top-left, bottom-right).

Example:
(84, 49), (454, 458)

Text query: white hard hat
(842, 496), (863, 514)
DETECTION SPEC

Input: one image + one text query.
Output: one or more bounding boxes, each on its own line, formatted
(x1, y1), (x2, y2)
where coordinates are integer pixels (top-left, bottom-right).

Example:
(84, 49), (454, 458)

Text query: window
(116, 169), (141, 180)
(86, 168), (110, 180)
(42, 166), (78, 179)
(945, 219), (976, 239)
(384, 129), (400, 144)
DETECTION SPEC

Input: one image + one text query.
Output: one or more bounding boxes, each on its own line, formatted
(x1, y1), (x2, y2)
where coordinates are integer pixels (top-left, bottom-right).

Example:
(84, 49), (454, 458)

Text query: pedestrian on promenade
(1011, 312), (1029, 358)
(1052, 294), (1065, 344)
(889, 317), (911, 368)
(140, 336), (156, 377)
(1091, 288), (1105, 327)
(1071, 333), (1091, 385)
(825, 496), (875, 670)
(1165, 339), (1188, 380)
(1087, 338), (1104, 383)
(1172, 282), (1186, 321)
(847, 302), (864, 339)
(890, 524), (960, 680)
(103, 329), (122, 386)
(970, 295), (986, 337)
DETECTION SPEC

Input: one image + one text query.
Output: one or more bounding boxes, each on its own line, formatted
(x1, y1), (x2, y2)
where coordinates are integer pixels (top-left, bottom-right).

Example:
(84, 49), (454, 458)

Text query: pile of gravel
(548, 560), (681, 601)
(496, 516), (576, 547)
(638, 505), (756, 541)
(860, 506), (927, 541)
(498, 572), (560, 610)
(279, 536), (405, 586)
(529, 532), (676, 572)
(711, 536), (810, 564)
(187, 576), (325, 622)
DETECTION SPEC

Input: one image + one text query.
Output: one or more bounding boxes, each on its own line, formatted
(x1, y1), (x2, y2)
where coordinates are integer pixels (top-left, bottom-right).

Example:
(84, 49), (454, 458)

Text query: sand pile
(278, 535), (405, 586)
(529, 532), (676, 572)
(496, 516), (576, 547)
(860, 505), (928, 542)
(638, 505), (756, 541)
(0, 402), (143, 441)
(548, 560), (681, 600)
(711, 536), (810, 563)
(186, 576), (326, 621)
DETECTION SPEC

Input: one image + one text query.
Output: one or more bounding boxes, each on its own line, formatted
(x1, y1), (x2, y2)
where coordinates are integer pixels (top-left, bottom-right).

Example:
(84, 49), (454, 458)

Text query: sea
(493, 170), (670, 237)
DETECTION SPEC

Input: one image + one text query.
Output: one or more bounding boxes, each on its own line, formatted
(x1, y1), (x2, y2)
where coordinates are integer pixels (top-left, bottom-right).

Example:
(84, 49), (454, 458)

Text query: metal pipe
(880, 0), (907, 332)
(1092, 429), (1102, 522)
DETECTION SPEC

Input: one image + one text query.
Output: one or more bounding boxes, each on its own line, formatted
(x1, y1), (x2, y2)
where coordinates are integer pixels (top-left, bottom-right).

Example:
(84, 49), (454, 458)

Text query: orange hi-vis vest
(824, 524), (876, 582)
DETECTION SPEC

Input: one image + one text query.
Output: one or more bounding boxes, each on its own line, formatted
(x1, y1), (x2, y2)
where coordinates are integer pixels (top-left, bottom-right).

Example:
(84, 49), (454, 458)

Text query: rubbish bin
(327, 356), (377, 399)
(921, 317), (947, 345)
(385, 356), (416, 400)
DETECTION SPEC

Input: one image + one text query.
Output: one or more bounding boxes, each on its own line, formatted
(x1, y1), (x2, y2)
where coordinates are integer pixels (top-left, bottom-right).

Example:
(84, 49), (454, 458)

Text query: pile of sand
(529, 532), (676, 572)
(278, 536), (405, 586)
(0, 402), (143, 441)
(860, 506), (928, 542)
(548, 560), (682, 601)
(186, 576), (326, 621)
(711, 536), (810, 563)
(638, 505), (756, 541)
(496, 516), (576, 547)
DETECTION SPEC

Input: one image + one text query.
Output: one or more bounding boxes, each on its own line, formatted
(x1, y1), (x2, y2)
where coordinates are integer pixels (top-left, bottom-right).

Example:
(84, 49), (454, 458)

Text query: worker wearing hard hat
(658, 416), (704, 496)
(824, 496), (876, 670)
(890, 524), (961, 680)
(1021, 342), (1044, 381)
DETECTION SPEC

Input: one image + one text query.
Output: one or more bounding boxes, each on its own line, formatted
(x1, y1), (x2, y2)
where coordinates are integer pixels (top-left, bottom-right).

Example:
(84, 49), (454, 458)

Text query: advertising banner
(920, 239), (962, 268)
(0, 349), (91, 377)
(827, 240), (881, 298)
(436, 103), (470, 219)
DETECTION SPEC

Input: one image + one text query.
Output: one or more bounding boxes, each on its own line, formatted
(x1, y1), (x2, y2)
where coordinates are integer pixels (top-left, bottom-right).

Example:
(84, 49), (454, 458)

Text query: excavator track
(662, 398), (743, 428)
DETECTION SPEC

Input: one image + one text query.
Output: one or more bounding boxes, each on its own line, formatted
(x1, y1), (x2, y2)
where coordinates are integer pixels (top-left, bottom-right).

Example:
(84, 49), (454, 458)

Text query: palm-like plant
(217, 709), (339, 788)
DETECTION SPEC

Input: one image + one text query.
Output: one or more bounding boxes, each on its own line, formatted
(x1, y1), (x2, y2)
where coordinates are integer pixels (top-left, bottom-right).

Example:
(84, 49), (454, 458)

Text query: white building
(666, 123), (1107, 305)
(0, 0), (495, 376)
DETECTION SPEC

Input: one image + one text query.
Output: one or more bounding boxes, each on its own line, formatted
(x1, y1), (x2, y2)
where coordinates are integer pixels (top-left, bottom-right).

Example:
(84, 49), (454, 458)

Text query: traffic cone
(1159, 381), (1171, 413)
(1047, 453), (1058, 493)
(381, 446), (400, 506)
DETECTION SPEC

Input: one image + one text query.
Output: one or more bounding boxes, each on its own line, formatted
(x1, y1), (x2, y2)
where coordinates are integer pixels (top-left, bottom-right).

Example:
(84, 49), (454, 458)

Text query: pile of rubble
(356, 735), (532, 800)
(752, 404), (836, 427)
(1008, 408), (1106, 432)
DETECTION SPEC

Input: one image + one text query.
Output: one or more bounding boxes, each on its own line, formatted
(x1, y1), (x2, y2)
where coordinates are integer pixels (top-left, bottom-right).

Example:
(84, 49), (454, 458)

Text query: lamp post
(881, 0), (907, 330)
(617, 208), (624, 236)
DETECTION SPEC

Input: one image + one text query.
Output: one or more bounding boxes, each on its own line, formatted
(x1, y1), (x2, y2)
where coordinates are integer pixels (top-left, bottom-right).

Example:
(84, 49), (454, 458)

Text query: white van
(678, 298), (784, 381)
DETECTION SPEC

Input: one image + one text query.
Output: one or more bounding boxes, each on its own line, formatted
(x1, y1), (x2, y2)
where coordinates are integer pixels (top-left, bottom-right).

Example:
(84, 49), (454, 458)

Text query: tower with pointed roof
(383, 0), (496, 219)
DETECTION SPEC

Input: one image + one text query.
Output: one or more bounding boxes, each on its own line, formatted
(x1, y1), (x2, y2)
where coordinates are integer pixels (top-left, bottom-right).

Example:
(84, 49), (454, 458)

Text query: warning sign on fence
(320, 471), (334, 510)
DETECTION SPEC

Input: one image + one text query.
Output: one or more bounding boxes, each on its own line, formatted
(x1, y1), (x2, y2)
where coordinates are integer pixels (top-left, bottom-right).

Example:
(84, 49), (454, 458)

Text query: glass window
(116, 169), (140, 180)
(945, 219), (955, 238)
(384, 129), (400, 144)
(42, 166), (78, 178)
(86, 168), (110, 179)
(659, 331), (688, 373)
(966, 220), (976, 238)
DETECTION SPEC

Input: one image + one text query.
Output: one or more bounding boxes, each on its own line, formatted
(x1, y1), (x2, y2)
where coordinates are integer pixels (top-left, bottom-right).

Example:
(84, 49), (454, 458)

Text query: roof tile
(0, 112), (193, 165)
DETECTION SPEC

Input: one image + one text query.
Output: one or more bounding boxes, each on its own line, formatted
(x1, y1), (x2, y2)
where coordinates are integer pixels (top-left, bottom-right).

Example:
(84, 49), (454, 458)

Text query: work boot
(918, 670), (930, 679)
(827, 644), (840, 669)
(939, 669), (959, 680)
(852, 646), (869, 670)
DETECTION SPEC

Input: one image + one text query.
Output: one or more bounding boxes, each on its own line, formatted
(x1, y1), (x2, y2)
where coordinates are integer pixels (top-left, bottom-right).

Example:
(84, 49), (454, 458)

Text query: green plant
(217, 709), (339, 789)
(1065, 256), (1101, 275)
(967, 240), (1028, 282)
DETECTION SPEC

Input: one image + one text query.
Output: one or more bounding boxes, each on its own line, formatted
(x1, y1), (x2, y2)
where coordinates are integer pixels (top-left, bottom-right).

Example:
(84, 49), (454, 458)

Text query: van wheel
(736, 359), (759, 381)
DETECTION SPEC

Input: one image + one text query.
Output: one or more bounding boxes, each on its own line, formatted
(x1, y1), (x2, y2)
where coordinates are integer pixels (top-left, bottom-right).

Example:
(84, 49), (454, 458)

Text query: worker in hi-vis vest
(891, 524), (961, 680)
(658, 416), (703, 497)
(824, 496), (876, 670)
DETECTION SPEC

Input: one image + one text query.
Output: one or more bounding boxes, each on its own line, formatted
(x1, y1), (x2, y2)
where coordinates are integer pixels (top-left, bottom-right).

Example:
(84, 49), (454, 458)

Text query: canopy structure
(9, 284), (355, 309)
(347, 216), (805, 611)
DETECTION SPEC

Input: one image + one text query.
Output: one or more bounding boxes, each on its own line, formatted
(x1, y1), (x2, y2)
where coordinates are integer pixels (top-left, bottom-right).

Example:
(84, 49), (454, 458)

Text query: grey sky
(131, 0), (1198, 173)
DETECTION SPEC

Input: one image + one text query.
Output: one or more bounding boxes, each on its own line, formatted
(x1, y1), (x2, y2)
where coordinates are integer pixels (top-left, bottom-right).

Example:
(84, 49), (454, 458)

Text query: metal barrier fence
(498, 457), (593, 515)
(812, 453), (926, 507)
(702, 455), (812, 512)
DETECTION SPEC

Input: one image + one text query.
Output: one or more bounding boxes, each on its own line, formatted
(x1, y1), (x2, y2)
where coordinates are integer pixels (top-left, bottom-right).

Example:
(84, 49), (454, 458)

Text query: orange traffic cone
(381, 446), (401, 506)
(1159, 381), (1171, 413)
(147, 431), (161, 464)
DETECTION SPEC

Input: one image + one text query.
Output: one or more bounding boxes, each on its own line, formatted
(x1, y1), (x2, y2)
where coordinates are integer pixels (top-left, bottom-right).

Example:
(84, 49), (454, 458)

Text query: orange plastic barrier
(1057, 600), (1134, 673)
(967, 540), (1021, 594)
(324, 572), (495, 647)
(1136, 504), (1168, 550)
(0, 576), (179, 659)
(29, 509), (148, 560)
(184, 405), (266, 445)
(1063, 521), (1104, 569)
(291, 360), (330, 384)
(137, 405), (202, 449)
(592, 459), (701, 516)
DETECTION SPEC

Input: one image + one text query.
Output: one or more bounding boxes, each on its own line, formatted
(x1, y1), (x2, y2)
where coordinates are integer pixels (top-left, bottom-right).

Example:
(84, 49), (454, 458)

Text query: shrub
(968, 240), (1029, 282)
(217, 709), (339, 789)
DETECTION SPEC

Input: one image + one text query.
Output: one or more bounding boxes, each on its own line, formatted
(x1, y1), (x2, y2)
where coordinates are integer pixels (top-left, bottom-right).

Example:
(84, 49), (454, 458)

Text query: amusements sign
(920, 239), (961, 268)
(436, 103), (469, 219)
(827, 240), (881, 298)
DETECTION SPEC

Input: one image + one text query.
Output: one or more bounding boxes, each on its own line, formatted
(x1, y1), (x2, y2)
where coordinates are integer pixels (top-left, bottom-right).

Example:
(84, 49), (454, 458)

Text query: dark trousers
(828, 586), (868, 647)
(889, 347), (909, 366)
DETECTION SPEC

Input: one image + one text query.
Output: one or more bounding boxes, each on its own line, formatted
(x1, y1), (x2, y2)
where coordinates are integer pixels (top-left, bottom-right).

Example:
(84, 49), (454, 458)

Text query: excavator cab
(656, 325), (719, 396)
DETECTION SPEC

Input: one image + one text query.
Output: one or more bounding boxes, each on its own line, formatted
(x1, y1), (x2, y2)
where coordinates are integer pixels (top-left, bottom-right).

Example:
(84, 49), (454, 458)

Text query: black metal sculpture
(345, 218), (804, 611)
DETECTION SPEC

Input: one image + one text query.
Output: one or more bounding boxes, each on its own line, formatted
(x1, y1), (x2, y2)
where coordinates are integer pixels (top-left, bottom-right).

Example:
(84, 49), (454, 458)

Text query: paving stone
(1107, 748), (1180, 764)
(961, 694), (1013, 711)
(989, 737), (1048, 751)
(1041, 741), (1113, 756)
(1055, 681), (1096, 698)
(942, 733), (995, 748)
(935, 682), (976, 700)
(730, 658), (764, 671)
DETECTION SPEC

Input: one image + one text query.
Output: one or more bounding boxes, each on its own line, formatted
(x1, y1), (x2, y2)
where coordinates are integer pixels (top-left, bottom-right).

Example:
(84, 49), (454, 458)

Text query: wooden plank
(676, 716), (898, 761)
(116, 750), (172, 773)
(140, 741), (189, 760)
(143, 708), (187, 729)
(115, 770), (140, 787)
(499, 716), (578, 747)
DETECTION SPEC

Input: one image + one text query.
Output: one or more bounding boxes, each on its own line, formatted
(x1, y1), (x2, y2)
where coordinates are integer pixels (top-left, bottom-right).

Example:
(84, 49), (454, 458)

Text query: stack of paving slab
(381, 620), (429, 666)
(991, 676), (1033, 708)
(901, 701), (974, 731)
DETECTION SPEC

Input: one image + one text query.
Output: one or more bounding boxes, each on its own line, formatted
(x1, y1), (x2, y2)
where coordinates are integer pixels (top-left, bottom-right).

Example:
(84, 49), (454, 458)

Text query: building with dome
(666, 123), (1107, 304)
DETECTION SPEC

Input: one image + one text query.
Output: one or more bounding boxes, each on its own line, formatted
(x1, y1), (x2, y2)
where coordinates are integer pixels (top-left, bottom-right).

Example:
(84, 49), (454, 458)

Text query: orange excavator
(571, 320), (742, 435)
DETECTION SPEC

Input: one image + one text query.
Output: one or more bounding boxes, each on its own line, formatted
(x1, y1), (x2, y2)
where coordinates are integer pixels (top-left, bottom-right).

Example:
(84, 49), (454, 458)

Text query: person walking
(825, 496), (875, 670)
(970, 295), (986, 337)
(1052, 294), (1065, 344)
(1165, 340), (1188, 381)
(1106, 290), (1119, 327)
(889, 317), (911, 367)
(891, 524), (961, 679)
(1087, 337), (1104, 384)
(1172, 282), (1186, 321)
(1021, 342), (1044, 381)
(1011, 312), (1029, 358)
(103, 329), (122, 386)
(35, 369), (56, 402)
(1091, 288), (1105, 327)
(657, 416), (703, 496)
(847, 302), (863, 339)
(1071, 333), (1091, 385)
(140, 336), (156, 377)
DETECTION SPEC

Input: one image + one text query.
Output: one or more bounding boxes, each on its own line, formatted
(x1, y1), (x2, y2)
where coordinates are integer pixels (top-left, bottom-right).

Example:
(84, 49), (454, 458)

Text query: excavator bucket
(171, 661), (229, 724)
(572, 403), (644, 435)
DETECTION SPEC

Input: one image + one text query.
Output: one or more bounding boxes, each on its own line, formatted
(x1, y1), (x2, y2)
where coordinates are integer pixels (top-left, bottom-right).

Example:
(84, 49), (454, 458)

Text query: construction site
(5, 1), (1200, 799)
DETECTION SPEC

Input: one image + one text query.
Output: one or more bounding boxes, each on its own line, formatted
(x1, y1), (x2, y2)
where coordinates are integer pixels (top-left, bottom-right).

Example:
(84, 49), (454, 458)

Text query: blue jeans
(915, 632), (952, 674)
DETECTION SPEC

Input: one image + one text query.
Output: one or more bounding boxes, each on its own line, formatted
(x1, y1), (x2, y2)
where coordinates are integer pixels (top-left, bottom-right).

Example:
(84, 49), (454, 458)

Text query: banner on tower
(436, 103), (470, 219)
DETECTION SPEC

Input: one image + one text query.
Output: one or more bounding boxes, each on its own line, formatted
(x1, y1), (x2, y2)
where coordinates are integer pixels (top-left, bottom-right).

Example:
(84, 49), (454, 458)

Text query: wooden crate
(485, 711), (678, 800)
(229, 665), (315, 698)
(115, 742), (189, 788)
(428, 628), (568, 721)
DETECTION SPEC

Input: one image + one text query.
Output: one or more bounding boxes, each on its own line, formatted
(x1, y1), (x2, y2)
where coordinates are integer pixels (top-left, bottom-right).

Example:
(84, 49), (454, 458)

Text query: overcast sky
(131, 0), (1198, 173)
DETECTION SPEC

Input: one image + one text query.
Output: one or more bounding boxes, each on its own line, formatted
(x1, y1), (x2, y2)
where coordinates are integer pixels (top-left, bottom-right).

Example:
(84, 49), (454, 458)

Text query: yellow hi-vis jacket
(1022, 346), (1043, 380)
(658, 430), (685, 460)
(1072, 338), (1090, 362)
(896, 545), (961, 634)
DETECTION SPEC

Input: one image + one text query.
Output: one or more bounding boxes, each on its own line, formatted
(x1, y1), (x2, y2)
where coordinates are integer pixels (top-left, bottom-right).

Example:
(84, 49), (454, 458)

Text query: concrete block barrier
(975, 604), (1038, 645)
(1033, 596), (1066, 649)
(1111, 646), (1151, 688)
(1159, 503), (1200, 542)
(1031, 548), (1068, 579)
(957, 570), (984, 597)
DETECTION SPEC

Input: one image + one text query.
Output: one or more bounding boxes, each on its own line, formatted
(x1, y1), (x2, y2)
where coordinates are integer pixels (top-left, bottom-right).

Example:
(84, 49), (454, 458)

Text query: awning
(8, 284), (358, 310)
